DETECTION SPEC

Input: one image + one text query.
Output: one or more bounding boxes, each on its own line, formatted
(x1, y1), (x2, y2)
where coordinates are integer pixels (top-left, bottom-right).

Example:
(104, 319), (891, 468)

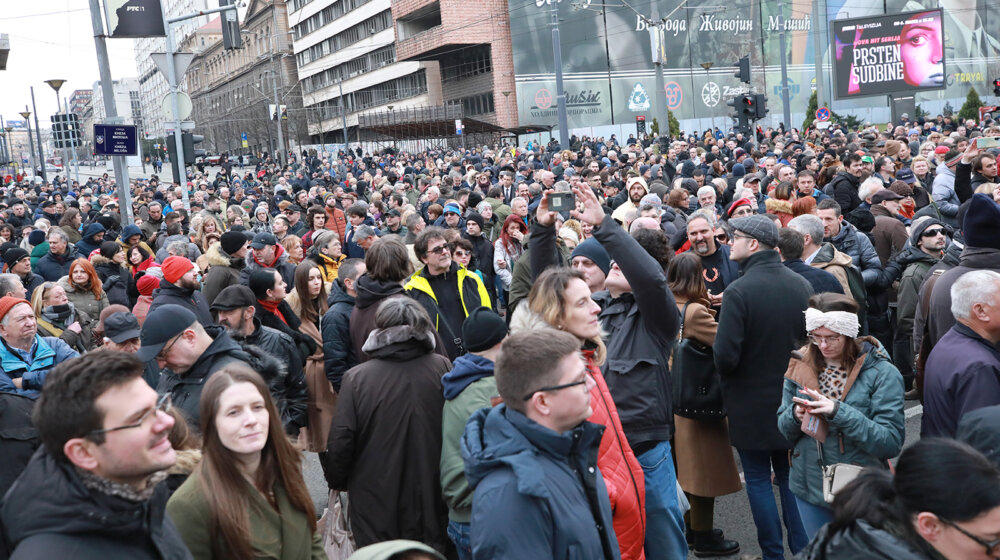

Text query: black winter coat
(93, 258), (130, 307)
(715, 250), (812, 449)
(156, 326), (249, 428)
(796, 520), (937, 560)
(1, 448), (193, 560)
(233, 326), (309, 434)
(18, 272), (44, 301)
(254, 299), (317, 362)
(148, 280), (214, 327)
(324, 326), (452, 553)
(322, 279), (356, 391)
(827, 171), (862, 214)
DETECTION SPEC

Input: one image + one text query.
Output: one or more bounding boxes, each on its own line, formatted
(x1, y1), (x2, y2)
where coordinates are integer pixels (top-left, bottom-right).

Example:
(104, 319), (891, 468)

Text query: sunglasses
(715, 233), (729, 243)
(920, 228), (946, 238)
(427, 244), (450, 255)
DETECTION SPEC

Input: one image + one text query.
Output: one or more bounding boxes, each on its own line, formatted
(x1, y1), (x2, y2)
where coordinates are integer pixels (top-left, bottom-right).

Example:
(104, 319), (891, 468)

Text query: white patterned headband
(804, 308), (860, 339)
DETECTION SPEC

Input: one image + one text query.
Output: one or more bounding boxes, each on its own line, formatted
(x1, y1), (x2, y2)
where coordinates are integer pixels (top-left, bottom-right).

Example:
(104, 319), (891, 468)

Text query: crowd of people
(0, 112), (999, 560)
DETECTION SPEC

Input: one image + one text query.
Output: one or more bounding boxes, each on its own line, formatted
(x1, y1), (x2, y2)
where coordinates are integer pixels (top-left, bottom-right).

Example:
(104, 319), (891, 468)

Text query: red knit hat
(0, 296), (30, 324)
(161, 256), (194, 285)
(137, 274), (160, 296)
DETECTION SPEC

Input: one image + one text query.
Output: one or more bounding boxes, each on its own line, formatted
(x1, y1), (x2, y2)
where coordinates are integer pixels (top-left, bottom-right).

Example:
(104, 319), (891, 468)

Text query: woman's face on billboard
(899, 14), (944, 87)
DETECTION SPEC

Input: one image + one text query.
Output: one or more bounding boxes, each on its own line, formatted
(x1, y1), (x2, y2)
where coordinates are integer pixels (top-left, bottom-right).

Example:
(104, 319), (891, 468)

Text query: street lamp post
(45, 79), (67, 180)
(700, 62), (716, 135)
(5, 126), (14, 178)
(29, 88), (46, 183)
(19, 110), (37, 179)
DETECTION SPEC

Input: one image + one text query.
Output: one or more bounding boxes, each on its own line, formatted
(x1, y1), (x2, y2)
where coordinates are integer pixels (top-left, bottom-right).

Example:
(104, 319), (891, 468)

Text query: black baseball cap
(249, 232), (278, 249)
(136, 304), (197, 362)
(103, 312), (141, 344)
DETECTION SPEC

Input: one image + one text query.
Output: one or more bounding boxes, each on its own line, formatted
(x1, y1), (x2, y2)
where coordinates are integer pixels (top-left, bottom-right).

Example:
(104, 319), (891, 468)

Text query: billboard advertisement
(831, 9), (945, 99)
(509, 0), (1000, 131)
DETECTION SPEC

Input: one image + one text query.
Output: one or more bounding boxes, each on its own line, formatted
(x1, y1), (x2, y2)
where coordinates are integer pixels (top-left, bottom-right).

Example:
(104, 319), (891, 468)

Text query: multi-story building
(290, 0), (442, 144)
(92, 78), (143, 127)
(69, 90), (93, 117)
(133, 0), (210, 139)
(392, 0), (516, 129)
(186, 0), (306, 157)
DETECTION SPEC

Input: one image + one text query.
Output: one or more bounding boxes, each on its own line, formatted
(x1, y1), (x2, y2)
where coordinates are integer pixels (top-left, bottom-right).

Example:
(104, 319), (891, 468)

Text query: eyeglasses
(86, 393), (172, 437)
(427, 244), (449, 255)
(522, 377), (589, 401)
(809, 333), (844, 346)
(732, 233), (756, 243)
(920, 228), (946, 238)
(156, 333), (182, 362)
(940, 519), (1000, 556)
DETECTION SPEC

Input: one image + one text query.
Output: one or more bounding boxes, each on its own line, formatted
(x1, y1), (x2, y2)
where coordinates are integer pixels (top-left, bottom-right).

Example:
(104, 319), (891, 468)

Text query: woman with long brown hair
(58, 208), (83, 244)
(666, 252), (742, 556)
(167, 364), (324, 559)
(284, 261), (332, 452)
(57, 258), (108, 323)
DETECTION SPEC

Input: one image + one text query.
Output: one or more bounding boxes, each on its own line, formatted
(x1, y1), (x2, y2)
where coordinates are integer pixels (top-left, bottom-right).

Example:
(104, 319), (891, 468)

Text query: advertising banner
(104, 0), (166, 38)
(831, 9), (945, 99)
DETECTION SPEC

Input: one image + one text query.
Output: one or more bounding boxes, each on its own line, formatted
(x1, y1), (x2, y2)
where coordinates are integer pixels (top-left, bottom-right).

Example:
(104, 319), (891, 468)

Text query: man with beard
(825, 153), (866, 214)
(685, 210), (738, 306)
(611, 176), (649, 224)
(148, 256), (214, 326)
(211, 285), (308, 436)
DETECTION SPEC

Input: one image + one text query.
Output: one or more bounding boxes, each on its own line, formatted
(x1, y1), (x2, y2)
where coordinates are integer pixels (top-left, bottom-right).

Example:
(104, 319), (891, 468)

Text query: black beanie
(221, 231), (247, 255)
(2, 247), (29, 270)
(99, 241), (121, 259)
(462, 307), (508, 352)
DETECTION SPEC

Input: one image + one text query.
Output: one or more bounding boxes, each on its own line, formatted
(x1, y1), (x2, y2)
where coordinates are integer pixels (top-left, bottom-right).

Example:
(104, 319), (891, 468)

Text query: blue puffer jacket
(0, 335), (80, 398)
(777, 338), (904, 507)
(829, 220), (883, 287)
(461, 404), (621, 560)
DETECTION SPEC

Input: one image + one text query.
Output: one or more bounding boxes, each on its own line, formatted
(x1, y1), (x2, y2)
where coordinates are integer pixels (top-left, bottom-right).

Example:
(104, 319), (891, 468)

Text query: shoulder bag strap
(678, 302), (690, 343)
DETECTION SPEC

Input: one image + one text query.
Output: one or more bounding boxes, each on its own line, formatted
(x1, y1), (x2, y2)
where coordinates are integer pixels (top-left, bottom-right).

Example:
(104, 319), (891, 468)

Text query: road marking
(905, 404), (923, 419)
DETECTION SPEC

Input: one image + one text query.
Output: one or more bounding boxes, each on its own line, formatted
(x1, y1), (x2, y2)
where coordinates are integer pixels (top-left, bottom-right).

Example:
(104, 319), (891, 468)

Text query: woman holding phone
(776, 293), (905, 538)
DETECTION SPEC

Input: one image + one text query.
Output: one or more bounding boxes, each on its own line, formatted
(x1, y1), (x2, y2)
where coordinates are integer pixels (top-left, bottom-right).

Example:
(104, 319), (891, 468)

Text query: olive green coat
(167, 469), (325, 560)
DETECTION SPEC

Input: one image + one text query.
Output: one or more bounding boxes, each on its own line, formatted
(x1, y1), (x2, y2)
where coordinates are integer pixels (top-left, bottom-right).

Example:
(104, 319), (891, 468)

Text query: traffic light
(733, 56), (750, 84)
(220, 0), (242, 50)
(994, 78), (1000, 96)
(753, 93), (768, 120)
(740, 95), (756, 118)
(727, 95), (748, 134)
(182, 133), (206, 164)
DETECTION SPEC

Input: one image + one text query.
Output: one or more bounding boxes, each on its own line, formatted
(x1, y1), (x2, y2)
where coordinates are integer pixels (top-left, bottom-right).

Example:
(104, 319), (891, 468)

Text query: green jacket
(777, 338), (905, 507)
(896, 253), (938, 340)
(167, 468), (325, 560)
(440, 374), (497, 523)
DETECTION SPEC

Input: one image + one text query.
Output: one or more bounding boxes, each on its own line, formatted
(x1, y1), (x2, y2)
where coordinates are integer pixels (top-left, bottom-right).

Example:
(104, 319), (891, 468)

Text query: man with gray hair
(789, 214), (868, 323)
(35, 229), (81, 281)
(685, 209), (737, 302)
(922, 270), (1000, 438)
(0, 273), (27, 300)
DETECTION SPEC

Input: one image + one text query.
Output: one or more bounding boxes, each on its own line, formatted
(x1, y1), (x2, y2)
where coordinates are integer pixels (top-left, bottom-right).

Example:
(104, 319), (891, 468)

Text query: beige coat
(286, 290), (336, 452)
(672, 296), (743, 498)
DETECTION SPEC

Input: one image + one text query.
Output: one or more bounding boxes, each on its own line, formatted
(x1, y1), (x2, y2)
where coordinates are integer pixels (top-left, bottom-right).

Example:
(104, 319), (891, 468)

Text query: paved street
(300, 401), (925, 559)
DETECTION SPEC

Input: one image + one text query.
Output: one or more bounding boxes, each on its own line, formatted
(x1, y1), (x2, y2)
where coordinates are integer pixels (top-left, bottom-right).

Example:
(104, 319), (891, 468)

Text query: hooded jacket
(74, 223), (106, 257)
(148, 278), (214, 327)
(324, 325), (452, 553)
(827, 170), (862, 214)
(1, 449), (193, 560)
(154, 234), (201, 263)
(440, 353), (496, 524)
(350, 275), (408, 363)
(200, 243), (244, 306)
(117, 225), (154, 258)
(895, 245), (940, 343)
(322, 279), (356, 391)
(91, 254), (130, 307)
(828, 220), (883, 287)
(777, 339), (905, 506)
(156, 325), (250, 428)
(930, 163), (959, 221)
(461, 405), (621, 560)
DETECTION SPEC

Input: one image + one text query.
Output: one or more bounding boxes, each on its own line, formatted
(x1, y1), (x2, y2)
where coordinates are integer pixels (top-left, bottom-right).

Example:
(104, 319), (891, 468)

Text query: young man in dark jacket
(322, 258), (365, 392)
(462, 329), (618, 560)
(200, 231), (248, 307)
(1, 351), (193, 560)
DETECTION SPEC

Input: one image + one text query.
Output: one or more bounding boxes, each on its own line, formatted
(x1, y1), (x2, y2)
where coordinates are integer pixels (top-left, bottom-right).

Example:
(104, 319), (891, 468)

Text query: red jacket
(584, 348), (646, 560)
(325, 206), (348, 242)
